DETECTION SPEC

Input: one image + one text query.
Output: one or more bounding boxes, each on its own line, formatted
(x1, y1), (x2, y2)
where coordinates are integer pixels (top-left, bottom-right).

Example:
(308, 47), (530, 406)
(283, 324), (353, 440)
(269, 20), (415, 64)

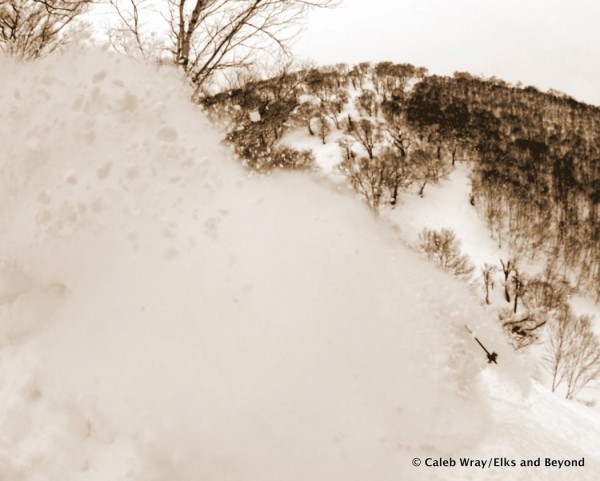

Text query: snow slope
(0, 47), (599, 480)
(282, 88), (600, 397)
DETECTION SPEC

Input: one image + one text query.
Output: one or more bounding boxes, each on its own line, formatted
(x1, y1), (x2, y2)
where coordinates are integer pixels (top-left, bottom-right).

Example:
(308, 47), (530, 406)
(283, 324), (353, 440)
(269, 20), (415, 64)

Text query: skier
(464, 325), (498, 364)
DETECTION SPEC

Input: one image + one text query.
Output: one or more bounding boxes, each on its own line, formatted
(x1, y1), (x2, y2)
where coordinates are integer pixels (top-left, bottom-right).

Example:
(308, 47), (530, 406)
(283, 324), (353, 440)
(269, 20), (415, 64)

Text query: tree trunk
(390, 183), (399, 207)
(551, 369), (559, 392)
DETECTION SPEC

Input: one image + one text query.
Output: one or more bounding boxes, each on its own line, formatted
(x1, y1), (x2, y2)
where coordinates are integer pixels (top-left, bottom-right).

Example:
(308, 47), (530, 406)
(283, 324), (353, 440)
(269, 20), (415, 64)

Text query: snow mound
(0, 47), (531, 480)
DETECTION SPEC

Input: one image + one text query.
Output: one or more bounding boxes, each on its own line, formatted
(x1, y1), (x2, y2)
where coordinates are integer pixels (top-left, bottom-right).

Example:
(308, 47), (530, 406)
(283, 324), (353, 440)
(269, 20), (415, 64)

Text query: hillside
(204, 62), (600, 297)
(204, 61), (600, 400)
(1, 49), (600, 480)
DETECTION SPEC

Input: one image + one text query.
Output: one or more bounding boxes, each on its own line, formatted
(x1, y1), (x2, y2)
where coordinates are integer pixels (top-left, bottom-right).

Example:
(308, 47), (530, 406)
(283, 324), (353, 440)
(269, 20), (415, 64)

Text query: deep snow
(0, 47), (599, 480)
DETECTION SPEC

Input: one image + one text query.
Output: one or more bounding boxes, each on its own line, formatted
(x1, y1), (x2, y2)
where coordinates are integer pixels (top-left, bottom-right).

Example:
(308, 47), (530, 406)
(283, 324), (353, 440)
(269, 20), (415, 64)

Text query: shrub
(419, 228), (474, 280)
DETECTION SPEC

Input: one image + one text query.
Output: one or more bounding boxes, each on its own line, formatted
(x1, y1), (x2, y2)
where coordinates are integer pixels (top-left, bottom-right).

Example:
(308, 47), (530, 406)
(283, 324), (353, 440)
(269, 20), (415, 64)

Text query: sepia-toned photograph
(1, 1), (599, 479)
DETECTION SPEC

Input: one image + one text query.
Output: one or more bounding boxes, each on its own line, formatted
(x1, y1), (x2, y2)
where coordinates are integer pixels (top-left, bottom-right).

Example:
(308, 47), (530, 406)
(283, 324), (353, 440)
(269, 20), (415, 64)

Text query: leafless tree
(512, 269), (525, 313)
(544, 307), (600, 399)
(410, 147), (449, 197)
(386, 124), (411, 158)
(337, 137), (355, 161)
(315, 112), (330, 144)
(544, 307), (571, 393)
(347, 118), (382, 160)
(499, 257), (516, 302)
(107, 0), (153, 57)
(0, 0), (92, 59)
(107, 0), (338, 89)
(355, 88), (377, 117)
(290, 100), (318, 136)
(379, 146), (412, 207)
(524, 275), (571, 312)
(481, 262), (497, 304)
(319, 97), (341, 129)
(338, 146), (414, 211)
(419, 228), (474, 280)
(338, 154), (387, 212)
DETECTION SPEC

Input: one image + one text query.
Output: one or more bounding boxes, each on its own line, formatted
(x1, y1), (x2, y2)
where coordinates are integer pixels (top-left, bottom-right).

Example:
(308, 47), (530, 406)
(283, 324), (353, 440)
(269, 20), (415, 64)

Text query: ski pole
(464, 325), (498, 364)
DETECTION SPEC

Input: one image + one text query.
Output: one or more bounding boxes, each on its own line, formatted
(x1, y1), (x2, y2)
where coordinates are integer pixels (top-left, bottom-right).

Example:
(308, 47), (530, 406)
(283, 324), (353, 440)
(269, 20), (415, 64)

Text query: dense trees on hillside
(203, 64), (357, 172)
(204, 61), (600, 303)
(404, 73), (600, 298)
(203, 66), (318, 171)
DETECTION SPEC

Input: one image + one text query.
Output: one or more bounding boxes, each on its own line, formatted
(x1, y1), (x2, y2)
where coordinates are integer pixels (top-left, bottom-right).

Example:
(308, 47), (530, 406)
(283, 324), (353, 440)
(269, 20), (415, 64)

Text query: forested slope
(204, 62), (600, 299)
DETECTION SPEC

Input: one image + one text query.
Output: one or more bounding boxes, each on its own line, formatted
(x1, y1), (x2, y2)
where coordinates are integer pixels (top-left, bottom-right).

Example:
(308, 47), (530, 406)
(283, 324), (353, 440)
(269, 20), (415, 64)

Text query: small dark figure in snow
(473, 335), (498, 364)
(486, 351), (498, 364)
(465, 325), (498, 364)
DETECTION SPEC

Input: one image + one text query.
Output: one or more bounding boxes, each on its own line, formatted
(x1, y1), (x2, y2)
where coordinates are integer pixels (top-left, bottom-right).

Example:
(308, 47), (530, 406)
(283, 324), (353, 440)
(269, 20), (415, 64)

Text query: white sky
(292, 0), (600, 105)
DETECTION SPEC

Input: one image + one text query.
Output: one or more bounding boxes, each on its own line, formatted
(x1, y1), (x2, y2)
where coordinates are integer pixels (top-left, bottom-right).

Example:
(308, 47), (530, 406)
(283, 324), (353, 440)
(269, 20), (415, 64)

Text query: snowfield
(1, 47), (599, 480)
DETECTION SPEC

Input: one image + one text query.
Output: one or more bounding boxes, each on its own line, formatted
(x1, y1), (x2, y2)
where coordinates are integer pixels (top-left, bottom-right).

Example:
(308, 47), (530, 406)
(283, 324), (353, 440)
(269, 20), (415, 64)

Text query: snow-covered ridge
(0, 48), (598, 480)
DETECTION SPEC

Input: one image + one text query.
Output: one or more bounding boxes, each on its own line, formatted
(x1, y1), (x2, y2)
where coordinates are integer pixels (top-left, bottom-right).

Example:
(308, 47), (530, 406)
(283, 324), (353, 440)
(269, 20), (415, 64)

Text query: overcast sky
(292, 0), (600, 105)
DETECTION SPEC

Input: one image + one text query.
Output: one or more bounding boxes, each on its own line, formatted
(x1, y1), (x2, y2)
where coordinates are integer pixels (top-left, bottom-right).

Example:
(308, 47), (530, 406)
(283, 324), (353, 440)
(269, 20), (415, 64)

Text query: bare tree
(107, 0), (154, 57)
(544, 306), (571, 393)
(291, 100), (318, 136)
(315, 112), (330, 144)
(524, 275), (571, 312)
(512, 269), (525, 313)
(499, 257), (516, 303)
(347, 118), (382, 160)
(0, 0), (92, 59)
(386, 124), (411, 158)
(419, 228), (474, 280)
(410, 147), (449, 197)
(355, 88), (376, 117)
(379, 146), (412, 207)
(338, 154), (387, 212)
(481, 263), (497, 304)
(338, 146), (414, 211)
(544, 307), (600, 399)
(319, 97), (341, 129)
(107, 0), (338, 89)
(337, 137), (355, 161)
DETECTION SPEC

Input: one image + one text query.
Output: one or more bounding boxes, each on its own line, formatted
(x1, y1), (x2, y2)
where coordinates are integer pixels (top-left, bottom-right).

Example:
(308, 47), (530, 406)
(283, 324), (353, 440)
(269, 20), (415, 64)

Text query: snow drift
(1, 46), (594, 481)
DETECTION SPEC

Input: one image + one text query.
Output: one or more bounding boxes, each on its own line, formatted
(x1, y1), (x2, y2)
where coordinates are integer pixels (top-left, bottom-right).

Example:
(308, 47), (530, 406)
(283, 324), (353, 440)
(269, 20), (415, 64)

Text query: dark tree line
(403, 73), (600, 299)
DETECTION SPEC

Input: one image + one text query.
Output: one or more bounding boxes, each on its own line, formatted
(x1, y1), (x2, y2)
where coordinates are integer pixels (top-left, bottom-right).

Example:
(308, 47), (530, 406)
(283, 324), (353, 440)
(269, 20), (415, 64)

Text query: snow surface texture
(0, 48), (598, 480)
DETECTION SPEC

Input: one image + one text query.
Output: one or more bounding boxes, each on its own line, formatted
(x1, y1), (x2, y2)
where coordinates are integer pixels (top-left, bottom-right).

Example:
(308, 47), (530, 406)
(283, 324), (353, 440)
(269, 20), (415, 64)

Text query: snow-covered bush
(419, 228), (474, 280)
